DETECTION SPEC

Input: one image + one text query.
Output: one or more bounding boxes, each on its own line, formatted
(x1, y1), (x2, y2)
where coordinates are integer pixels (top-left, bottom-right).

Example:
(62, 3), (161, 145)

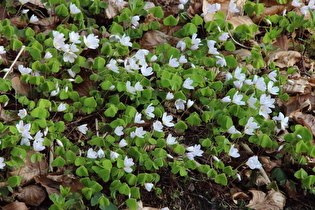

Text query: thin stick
(3, 45), (26, 79)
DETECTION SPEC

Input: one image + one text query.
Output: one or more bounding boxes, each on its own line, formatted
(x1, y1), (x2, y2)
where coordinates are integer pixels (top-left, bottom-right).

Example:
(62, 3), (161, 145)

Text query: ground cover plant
(0, 0), (315, 209)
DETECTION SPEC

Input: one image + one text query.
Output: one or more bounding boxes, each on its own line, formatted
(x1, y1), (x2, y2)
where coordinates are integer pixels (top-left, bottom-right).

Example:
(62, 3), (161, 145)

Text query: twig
(3, 45), (26, 79)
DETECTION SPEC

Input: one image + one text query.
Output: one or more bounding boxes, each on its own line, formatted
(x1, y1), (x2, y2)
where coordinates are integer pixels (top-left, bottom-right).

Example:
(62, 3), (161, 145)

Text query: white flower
(166, 92), (174, 100)
(22, 9), (29, 14)
(144, 183), (154, 192)
(30, 14), (39, 23)
(179, 55), (188, 64)
(67, 69), (76, 78)
(176, 40), (186, 51)
(218, 32), (229, 41)
(236, 174), (241, 181)
(78, 124), (88, 134)
(213, 156), (220, 162)
(244, 117), (260, 135)
(0, 46), (6, 54)
(141, 66), (153, 76)
(259, 105), (272, 119)
(134, 82), (144, 91)
(166, 134), (177, 145)
(69, 31), (81, 43)
(106, 59), (119, 73)
(207, 40), (219, 54)
(169, 56), (180, 67)
(234, 67), (246, 81)
(183, 78), (194, 89)
(247, 156), (262, 169)
(145, 104), (155, 118)
(130, 127), (146, 138)
(56, 139), (64, 147)
(292, 0), (302, 7)
(87, 148), (97, 159)
(267, 81), (279, 95)
(44, 52), (52, 59)
(253, 75), (266, 92)
(16, 121), (32, 139)
(20, 138), (30, 146)
(18, 65), (32, 75)
(126, 81), (136, 94)
(84, 34), (99, 49)
(259, 94), (275, 109)
(221, 96), (231, 103)
(19, 0), (29, 4)
(187, 99), (194, 108)
(227, 125), (241, 135)
(97, 149), (105, 158)
(272, 112), (289, 131)
(18, 109), (27, 119)
(229, 0), (239, 13)
(207, 3), (221, 14)
(162, 112), (174, 127)
(33, 139), (45, 151)
(153, 121), (163, 132)
(150, 55), (157, 62)
(216, 56), (227, 67)
(232, 91), (245, 105)
(0, 157), (5, 169)
(297, 134), (302, 139)
(114, 126), (124, 136)
(131, 15), (140, 28)
(119, 139), (128, 147)
(51, 87), (60, 96)
(186, 144), (204, 160)
(123, 156), (135, 173)
(178, 3), (184, 10)
(120, 34), (132, 47)
(63, 51), (77, 63)
(69, 3), (81, 15)
(175, 99), (186, 110)
(57, 103), (67, 112)
(229, 144), (240, 158)
(110, 151), (119, 159)
(191, 34), (202, 50)
(247, 94), (258, 109)
(268, 70), (277, 82)
(134, 112), (145, 124)
(34, 131), (44, 142)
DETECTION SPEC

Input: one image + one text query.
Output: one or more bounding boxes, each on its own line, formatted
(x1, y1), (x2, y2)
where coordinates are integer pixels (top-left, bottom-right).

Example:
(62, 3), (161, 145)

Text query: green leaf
(8, 176), (22, 187)
(93, 57), (106, 70)
(118, 183), (130, 195)
(0, 78), (12, 92)
(55, 4), (69, 16)
(30, 107), (49, 119)
(224, 41), (236, 51)
(104, 104), (118, 117)
(11, 39), (23, 50)
(149, 6), (164, 18)
(84, 97), (97, 108)
(214, 173), (227, 186)
(163, 15), (178, 26)
(191, 15), (203, 25)
(186, 112), (202, 126)
(51, 156), (66, 167)
(126, 198), (137, 210)
(175, 121), (188, 132)
(76, 166), (89, 177)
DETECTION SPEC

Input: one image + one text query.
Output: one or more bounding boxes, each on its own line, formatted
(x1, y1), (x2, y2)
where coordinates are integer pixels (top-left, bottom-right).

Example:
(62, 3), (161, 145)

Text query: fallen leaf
(228, 16), (256, 30)
(232, 192), (249, 204)
(282, 78), (312, 94)
(10, 151), (48, 185)
(1, 202), (28, 210)
(105, 0), (128, 19)
(247, 189), (286, 210)
(259, 156), (281, 172)
(0, 104), (17, 122)
(11, 77), (30, 97)
(252, 5), (287, 23)
(266, 51), (301, 68)
(290, 111), (315, 136)
(14, 185), (46, 206)
(139, 30), (180, 51)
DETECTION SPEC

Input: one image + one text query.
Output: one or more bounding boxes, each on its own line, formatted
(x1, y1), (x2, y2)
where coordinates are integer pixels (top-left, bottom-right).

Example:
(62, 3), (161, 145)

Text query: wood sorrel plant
(0, 0), (314, 209)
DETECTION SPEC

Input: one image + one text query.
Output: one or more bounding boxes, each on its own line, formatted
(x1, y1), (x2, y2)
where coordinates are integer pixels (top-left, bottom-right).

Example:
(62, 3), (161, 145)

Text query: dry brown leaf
(0, 104), (17, 122)
(282, 78), (312, 94)
(35, 174), (83, 195)
(284, 94), (315, 115)
(105, 0), (128, 19)
(10, 151), (48, 185)
(232, 192), (249, 204)
(273, 34), (289, 51)
(135, 200), (160, 210)
(1, 202), (28, 210)
(228, 16), (256, 30)
(36, 16), (60, 35)
(266, 51), (301, 68)
(11, 77), (30, 97)
(290, 111), (315, 136)
(14, 185), (46, 206)
(247, 189), (286, 210)
(139, 30), (180, 51)
(259, 156), (281, 172)
(284, 179), (297, 200)
(252, 5), (287, 23)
